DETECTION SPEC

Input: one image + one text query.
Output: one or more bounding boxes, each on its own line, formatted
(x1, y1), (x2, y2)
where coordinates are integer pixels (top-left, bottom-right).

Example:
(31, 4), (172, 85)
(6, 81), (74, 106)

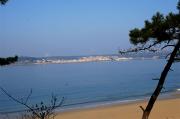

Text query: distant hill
(118, 51), (169, 59)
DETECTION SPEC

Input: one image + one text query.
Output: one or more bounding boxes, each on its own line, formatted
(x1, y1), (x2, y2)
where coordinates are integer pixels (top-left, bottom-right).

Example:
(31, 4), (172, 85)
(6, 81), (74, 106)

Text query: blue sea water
(0, 59), (180, 113)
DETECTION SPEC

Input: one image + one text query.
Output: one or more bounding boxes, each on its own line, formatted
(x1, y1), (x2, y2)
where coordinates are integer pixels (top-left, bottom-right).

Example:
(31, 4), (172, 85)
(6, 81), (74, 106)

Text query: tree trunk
(142, 39), (180, 119)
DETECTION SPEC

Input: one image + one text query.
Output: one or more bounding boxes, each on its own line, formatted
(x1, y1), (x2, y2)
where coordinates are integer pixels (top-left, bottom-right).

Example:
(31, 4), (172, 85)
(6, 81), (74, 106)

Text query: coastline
(55, 90), (180, 112)
(56, 91), (180, 119)
(0, 90), (179, 119)
(17, 55), (162, 66)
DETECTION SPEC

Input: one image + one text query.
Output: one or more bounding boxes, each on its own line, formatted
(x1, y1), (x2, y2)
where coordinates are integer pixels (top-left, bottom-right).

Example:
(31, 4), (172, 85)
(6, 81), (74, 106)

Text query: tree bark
(142, 39), (180, 119)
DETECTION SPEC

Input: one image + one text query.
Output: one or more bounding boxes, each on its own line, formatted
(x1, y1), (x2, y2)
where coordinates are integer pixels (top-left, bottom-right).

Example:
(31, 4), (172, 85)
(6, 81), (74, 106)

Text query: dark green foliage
(0, 0), (8, 5)
(177, 0), (180, 11)
(129, 12), (179, 45)
(0, 56), (18, 66)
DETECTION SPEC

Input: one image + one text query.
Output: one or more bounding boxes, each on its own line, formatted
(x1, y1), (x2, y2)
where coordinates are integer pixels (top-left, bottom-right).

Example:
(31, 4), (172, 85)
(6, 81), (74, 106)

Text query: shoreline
(0, 90), (179, 114)
(0, 90), (179, 119)
(56, 92), (180, 119)
(56, 90), (180, 112)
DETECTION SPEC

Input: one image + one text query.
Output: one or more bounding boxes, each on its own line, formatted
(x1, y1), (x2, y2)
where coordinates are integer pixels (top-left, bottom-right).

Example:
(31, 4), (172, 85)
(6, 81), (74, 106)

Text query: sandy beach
(56, 98), (180, 119)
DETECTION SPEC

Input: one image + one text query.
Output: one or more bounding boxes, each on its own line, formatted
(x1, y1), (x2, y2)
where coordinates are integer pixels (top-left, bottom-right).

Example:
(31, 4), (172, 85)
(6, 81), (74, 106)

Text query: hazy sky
(0, 0), (178, 57)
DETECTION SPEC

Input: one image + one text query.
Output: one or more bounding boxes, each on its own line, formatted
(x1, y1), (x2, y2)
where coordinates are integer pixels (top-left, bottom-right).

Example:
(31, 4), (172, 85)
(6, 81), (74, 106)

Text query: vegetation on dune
(0, 56), (18, 66)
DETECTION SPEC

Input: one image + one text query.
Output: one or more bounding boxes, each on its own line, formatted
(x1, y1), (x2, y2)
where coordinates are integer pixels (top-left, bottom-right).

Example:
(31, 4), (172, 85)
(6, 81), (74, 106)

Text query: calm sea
(0, 59), (180, 113)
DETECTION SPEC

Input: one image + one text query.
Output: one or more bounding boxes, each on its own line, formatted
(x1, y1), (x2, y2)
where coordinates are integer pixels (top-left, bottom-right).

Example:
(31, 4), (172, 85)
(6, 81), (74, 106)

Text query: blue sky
(0, 0), (178, 57)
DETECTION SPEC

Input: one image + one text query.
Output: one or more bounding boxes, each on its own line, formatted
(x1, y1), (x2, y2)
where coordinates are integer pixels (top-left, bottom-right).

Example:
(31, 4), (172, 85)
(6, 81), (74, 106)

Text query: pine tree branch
(161, 45), (176, 50)
(119, 42), (160, 54)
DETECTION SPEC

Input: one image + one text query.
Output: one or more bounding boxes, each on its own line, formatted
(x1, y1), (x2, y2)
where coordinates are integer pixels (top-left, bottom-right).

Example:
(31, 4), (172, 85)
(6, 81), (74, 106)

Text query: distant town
(35, 56), (133, 64)
(18, 52), (168, 65)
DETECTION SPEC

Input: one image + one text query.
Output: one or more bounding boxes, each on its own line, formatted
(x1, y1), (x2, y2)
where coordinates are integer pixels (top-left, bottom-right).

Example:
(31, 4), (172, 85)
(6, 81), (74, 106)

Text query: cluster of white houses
(35, 56), (133, 64)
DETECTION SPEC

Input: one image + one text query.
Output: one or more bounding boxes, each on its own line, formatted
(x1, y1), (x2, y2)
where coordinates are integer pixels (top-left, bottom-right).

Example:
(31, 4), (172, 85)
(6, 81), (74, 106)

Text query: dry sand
(56, 98), (180, 119)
